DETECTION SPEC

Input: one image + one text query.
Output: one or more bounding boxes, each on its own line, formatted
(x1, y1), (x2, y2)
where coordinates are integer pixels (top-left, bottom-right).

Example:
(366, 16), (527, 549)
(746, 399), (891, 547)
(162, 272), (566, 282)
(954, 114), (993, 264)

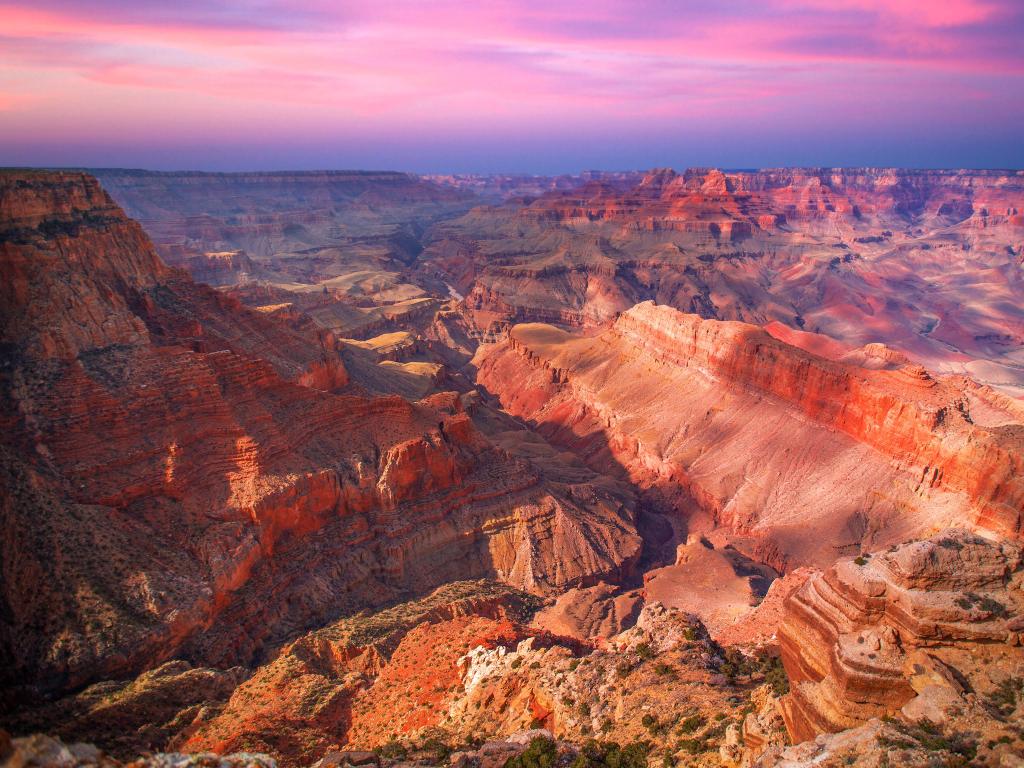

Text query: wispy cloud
(1, 0), (1021, 170)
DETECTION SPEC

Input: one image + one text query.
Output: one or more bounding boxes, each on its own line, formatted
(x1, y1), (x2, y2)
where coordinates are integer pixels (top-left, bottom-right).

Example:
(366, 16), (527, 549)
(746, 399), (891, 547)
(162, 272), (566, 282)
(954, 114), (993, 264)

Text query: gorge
(2, 167), (1023, 768)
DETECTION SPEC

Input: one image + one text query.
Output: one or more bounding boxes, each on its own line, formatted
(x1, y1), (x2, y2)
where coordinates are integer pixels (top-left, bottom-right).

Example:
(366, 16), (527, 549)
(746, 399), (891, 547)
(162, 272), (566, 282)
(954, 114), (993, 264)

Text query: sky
(1, 0), (1023, 173)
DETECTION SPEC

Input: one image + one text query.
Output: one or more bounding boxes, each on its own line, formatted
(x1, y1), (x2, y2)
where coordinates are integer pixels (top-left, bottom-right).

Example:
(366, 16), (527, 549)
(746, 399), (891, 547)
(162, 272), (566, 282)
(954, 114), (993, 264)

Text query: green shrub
(421, 736), (451, 761)
(570, 739), (649, 768)
(986, 678), (1022, 718)
(762, 656), (790, 696)
(375, 740), (407, 760)
(505, 736), (558, 768)
(678, 714), (705, 734)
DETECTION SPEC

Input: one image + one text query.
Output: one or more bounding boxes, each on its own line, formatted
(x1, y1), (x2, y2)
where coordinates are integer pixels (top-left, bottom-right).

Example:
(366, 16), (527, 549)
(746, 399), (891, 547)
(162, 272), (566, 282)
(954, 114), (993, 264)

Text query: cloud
(0, 0), (1021, 169)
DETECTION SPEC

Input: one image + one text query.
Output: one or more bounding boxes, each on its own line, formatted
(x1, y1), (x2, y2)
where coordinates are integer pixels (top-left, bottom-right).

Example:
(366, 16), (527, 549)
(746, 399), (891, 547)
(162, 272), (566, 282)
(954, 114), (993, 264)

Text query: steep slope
(92, 170), (480, 342)
(0, 171), (641, 701)
(475, 302), (1024, 570)
(777, 530), (1023, 745)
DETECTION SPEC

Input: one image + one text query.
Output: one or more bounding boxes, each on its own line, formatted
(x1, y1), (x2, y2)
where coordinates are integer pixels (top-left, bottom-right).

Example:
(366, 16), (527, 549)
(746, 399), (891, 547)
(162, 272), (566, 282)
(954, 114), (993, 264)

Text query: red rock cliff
(777, 530), (1023, 743)
(0, 172), (641, 698)
(474, 302), (1024, 569)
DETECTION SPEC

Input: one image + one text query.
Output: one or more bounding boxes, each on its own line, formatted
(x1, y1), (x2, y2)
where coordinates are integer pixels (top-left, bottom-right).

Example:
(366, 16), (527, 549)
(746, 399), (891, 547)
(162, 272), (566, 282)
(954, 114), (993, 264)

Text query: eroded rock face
(178, 581), (540, 765)
(92, 170), (473, 271)
(425, 167), (1024, 396)
(475, 303), (1024, 569)
(777, 530), (1024, 743)
(0, 172), (641, 700)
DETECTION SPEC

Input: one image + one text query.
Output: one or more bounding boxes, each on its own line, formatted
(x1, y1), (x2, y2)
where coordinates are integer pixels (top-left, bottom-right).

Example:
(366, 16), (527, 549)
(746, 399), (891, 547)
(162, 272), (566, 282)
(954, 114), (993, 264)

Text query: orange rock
(777, 530), (1024, 743)
(0, 172), (641, 698)
(475, 303), (1024, 571)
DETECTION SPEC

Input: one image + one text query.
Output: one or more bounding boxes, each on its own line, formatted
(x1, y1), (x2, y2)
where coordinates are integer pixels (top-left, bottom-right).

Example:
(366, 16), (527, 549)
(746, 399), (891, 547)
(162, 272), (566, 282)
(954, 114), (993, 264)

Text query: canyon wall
(0, 171), (641, 698)
(93, 170), (475, 278)
(426, 168), (1024, 395)
(475, 302), (1024, 569)
(777, 530), (1023, 743)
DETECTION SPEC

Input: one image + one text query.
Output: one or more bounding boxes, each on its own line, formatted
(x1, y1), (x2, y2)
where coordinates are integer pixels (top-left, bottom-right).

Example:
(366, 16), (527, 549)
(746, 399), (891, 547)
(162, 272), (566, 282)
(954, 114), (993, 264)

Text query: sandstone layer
(425, 168), (1024, 395)
(777, 530), (1024, 744)
(475, 302), (1024, 569)
(0, 171), (641, 701)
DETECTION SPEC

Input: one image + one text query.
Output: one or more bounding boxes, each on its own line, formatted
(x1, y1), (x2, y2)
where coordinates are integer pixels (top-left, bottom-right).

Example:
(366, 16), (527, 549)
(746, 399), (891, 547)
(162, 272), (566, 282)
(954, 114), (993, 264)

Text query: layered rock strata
(425, 167), (1024, 395)
(777, 530), (1024, 742)
(0, 172), (641, 699)
(475, 302), (1024, 569)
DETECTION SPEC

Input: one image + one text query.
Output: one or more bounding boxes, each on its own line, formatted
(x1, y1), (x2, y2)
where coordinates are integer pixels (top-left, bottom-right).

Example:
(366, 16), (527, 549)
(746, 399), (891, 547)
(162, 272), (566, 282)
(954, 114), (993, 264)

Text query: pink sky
(1, 0), (1022, 171)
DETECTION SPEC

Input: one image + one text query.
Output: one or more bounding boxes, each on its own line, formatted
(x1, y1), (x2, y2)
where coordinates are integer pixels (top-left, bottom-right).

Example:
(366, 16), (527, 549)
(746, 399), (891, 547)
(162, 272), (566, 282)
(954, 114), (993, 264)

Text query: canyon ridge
(2, 167), (1023, 768)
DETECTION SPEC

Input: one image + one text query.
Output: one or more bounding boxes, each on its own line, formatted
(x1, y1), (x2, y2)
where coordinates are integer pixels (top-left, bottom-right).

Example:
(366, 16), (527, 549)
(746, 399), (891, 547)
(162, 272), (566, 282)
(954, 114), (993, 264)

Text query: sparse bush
(421, 736), (452, 761)
(570, 739), (649, 768)
(676, 738), (706, 755)
(375, 740), (407, 760)
(986, 678), (1022, 718)
(678, 714), (705, 734)
(762, 655), (789, 696)
(505, 736), (557, 768)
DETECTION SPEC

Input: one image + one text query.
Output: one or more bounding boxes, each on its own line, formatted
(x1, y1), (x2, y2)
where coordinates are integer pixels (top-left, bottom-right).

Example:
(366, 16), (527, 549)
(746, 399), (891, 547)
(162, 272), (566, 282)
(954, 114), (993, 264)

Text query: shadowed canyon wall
(0, 171), (640, 698)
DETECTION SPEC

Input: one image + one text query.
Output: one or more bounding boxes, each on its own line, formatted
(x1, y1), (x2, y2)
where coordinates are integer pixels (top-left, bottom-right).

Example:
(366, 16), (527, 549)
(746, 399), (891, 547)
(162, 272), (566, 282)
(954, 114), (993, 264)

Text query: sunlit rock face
(0, 171), (640, 698)
(777, 530), (1024, 743)
(3, 168), (1024, 768)
(426, 168), (1024, 396)
(475, 302), (1023, 569)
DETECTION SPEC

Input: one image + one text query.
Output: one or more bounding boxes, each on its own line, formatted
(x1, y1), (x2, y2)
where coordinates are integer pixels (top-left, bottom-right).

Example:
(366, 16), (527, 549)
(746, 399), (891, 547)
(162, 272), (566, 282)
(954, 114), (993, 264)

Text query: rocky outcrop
(1, 733), (279, 768)
(643, 536), (778, 639)
(777, 530), (1024, 743)
(0, 172), (641, 701)
(186, 251), (257, 286)
(178, 581), (538, 765)
(2, 661), (248, 759)
(474, 303), (1024, 569)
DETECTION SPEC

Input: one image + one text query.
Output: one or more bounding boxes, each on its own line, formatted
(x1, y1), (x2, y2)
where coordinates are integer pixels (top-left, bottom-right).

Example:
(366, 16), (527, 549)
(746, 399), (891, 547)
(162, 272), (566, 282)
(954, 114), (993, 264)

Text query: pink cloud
(0, 1), (1021, 168)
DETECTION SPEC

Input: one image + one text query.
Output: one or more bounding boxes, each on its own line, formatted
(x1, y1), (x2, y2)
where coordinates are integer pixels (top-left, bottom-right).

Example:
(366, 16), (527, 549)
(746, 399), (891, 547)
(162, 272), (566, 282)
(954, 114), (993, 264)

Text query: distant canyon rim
(1, 166), (1022, 768)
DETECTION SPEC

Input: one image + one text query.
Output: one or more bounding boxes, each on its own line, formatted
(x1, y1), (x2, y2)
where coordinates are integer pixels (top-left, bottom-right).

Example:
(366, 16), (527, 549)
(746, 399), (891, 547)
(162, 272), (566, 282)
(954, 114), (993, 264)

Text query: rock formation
(5, 167), (1024, 768)
(475, 302), (1024, 570)
(424, 168), (1024, 396)
(0, 171), (640, 701)
(777, 530), (1024, 744)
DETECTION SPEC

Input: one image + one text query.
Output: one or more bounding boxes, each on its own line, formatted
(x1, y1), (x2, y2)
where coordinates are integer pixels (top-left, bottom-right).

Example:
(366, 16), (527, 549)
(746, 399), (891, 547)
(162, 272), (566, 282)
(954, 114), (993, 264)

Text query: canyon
(475, 302), (1024, 569)
(2, 167), (1023, 768)
(0, 171), (640, 697)
(426, 168), (1024, 397)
